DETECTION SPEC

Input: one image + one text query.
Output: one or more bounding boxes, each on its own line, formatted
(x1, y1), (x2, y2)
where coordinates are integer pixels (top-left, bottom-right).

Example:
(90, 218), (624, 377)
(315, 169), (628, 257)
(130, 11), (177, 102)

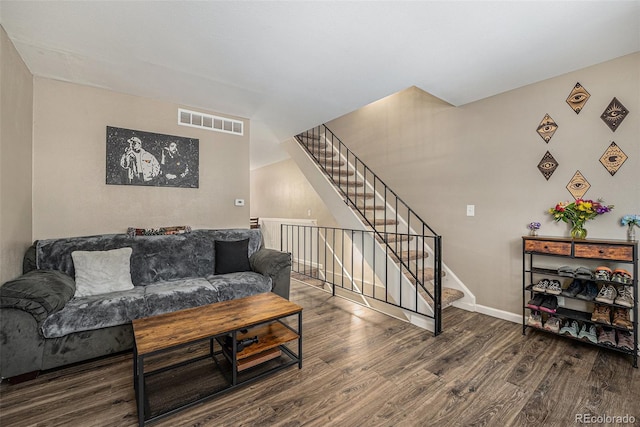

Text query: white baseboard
(475, 304), (521, 324)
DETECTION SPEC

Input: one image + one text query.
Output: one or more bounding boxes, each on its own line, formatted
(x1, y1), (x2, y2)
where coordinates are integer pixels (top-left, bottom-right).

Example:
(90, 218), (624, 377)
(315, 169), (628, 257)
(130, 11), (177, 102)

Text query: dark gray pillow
(0, 270), (76, 322)
(215, 239), (251, 274)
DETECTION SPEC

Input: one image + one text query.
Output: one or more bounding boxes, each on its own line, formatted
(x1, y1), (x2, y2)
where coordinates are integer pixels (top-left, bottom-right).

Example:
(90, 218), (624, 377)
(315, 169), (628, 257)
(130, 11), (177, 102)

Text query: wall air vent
(178, 108), (244, 136)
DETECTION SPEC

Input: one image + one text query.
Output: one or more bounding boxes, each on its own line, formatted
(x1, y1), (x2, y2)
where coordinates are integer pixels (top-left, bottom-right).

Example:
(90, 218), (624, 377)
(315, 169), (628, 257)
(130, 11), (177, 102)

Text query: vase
(628, 225), (636, 242)
(571, 223), (587, 239)
(529, 229), (538, 236)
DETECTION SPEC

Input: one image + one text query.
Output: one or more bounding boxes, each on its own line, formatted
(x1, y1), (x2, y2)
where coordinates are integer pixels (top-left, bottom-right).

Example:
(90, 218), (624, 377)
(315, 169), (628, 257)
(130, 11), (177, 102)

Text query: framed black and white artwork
(106, 126), (199, 188)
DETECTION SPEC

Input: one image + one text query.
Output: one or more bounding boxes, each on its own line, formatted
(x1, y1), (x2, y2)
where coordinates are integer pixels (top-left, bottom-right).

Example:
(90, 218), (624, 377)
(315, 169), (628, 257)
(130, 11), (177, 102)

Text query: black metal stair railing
(294, 125), (443, 334)
(282, 224), (442, 328)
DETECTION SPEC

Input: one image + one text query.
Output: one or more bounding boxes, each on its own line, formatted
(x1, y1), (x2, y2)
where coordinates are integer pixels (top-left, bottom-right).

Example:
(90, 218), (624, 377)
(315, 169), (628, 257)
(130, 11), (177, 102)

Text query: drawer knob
(599, 250), (604, 254)
(544, 246), (549, 249)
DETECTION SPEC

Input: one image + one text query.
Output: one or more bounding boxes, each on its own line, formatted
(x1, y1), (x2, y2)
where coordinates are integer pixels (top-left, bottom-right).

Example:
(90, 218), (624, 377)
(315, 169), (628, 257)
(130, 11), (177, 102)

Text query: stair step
(318, 160), (346, 167)
(334, 179), (363, 187)
(370, 218), (398, 226)
(346, 191), (375, 199)
(298, 133), (321, 141)
(376, 234), (414, 243)
(405, 268), (446, 284)
(305, 142), (328, 150)
(389, 250), (428, 263)
(327, 168), (355, 176)
(311, 150), (337, 158)
(418, 284), (464, 309)
(355, 204), (385, 211)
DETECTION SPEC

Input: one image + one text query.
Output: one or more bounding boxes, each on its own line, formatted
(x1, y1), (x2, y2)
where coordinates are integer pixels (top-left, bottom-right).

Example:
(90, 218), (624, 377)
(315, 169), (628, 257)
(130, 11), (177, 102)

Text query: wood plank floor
(1, 280), (639, 427)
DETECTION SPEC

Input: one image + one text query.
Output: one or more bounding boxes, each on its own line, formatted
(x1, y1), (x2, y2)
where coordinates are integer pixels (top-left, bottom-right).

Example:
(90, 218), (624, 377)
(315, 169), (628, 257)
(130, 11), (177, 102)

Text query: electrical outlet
(466, 205), (475, 216)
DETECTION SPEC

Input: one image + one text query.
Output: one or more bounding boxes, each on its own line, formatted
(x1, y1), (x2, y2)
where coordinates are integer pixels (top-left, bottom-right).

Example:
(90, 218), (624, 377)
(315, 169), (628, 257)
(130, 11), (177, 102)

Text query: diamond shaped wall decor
(536, 113), (558, 143)
(537, 151), (559, 180)
(566, 82), (590, 114)
(566, 170), (590, 200)
(599, 141), (628, 176)
(600, 97), (629, 132)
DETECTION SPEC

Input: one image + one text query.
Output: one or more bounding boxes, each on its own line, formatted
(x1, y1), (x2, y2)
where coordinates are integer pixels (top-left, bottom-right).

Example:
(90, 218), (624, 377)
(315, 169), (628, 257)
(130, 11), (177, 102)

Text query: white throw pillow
(71, 247), (134, 297)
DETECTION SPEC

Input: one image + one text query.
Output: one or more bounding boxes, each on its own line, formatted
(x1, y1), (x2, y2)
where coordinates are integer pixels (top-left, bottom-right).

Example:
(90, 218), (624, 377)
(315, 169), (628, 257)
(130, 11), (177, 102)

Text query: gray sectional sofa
(0, 228), (291, 381)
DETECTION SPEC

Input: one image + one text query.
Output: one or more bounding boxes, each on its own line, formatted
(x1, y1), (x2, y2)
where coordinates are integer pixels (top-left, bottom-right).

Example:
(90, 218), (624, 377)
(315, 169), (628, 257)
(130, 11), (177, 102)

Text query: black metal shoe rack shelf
(522, 236), (638, 368)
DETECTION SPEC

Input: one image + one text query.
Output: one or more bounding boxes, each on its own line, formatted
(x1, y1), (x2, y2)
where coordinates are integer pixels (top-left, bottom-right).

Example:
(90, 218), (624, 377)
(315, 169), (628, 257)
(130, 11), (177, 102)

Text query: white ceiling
(2, 1), (639, 169)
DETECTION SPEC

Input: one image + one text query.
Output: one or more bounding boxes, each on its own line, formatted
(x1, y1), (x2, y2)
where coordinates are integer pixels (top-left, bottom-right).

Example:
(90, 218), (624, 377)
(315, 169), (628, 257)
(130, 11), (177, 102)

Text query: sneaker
(539, 296), (558, 313)
(595, 266), (613, 281)
(562, 279), (584, 297)
(527, 311), (543, 328)
(595, 285), (617, 304)
(575, 267), (594, 280)
(591, 304), (611, 325)
(576, 281), (598, 301)
(558, 266), (575, 277)
(560, 320), (580, 337)
(533, 279), (550, 293)
(546, 280), (562, 295)
(527, 294), (545, 310)
(615, 286), (634, 308)
(597, 327), (616, 347)
(616, 330), (634, 351)
(543, 316), (561, 333)
(578, 323), (598, 344)
(612, 307), (633, 330)
(612, 269), (632, 284)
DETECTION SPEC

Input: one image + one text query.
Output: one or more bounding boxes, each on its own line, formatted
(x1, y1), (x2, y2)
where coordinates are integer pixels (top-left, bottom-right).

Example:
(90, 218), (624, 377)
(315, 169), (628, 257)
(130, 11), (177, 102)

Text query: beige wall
(250, 158), (337, 227)
(0, 27), (33, 282)
(32, 78), (250, 239)
(252, 53), (640, 316)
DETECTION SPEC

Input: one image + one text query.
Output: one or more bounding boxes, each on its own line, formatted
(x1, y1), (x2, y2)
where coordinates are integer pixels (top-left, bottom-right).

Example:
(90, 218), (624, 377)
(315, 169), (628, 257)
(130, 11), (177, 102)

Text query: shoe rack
(522, 236), (638, 368)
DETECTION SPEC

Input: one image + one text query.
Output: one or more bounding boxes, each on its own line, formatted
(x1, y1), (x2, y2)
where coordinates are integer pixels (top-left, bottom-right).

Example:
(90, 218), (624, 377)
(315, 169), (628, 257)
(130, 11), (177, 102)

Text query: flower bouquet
(621, 215), (639, 241)
(548, 198), (614, 239)
(527, 222), (541, 236)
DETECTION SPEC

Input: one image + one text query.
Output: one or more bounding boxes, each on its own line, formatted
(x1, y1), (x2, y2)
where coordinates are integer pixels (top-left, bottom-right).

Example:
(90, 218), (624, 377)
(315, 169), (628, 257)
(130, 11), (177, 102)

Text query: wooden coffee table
(132, 292), (303, 426)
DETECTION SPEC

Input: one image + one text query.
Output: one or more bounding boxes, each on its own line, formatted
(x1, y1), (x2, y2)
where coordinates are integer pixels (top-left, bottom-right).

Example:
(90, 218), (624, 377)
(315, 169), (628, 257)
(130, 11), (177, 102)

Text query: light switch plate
(234, 199), (245, 206)
(466, 205), (475, 216)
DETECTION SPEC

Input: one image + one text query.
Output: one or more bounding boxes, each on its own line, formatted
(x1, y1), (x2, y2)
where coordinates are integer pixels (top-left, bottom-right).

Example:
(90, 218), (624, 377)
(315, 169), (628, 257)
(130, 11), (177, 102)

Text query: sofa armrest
(250, 248), (292, 300)
(0, 270), (76, 323)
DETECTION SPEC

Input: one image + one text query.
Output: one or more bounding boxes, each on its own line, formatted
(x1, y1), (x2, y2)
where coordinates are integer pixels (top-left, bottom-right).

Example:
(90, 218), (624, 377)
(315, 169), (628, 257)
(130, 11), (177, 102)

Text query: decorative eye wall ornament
(537, 151), (559, 180)
(600, 97), (629, 132)
(599, 141), (628, 176)
(536, 113), (558, 143)
(566, 170), (591, 200)
(566, 82), (590, 114)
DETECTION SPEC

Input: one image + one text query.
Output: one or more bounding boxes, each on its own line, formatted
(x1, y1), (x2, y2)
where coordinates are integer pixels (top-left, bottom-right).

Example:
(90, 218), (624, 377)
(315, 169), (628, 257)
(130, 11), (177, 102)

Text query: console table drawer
(524, 240), (572, 256)
(574, 243), (633, 261)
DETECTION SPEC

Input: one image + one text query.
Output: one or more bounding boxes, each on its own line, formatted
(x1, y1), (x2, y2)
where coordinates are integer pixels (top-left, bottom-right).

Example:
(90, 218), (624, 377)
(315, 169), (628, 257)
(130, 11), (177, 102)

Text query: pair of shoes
(595, 266), (613, 281)
(560, 320), (580, 337)
(591, 304), (611, 325)
(527, 294), (545, 310)
(575, 281), (598, 301)
(562, 279), (584, 297)
(595, 284), (617, 304)
(539, 296), (558, 313)
(578, 323), (597, 344)
(533, 279), (562, 294)
(543, 316), (561, 333)
(617, 330), (635, 351)
(532, 279), (550, 293)
(612, 269), (633, 284)
(612, 307), (633, 330)
(527, 311), (543, 328)
(558, 266), (575, 277)
(615, 285), (634, 307)
(597, 327), (616, 347)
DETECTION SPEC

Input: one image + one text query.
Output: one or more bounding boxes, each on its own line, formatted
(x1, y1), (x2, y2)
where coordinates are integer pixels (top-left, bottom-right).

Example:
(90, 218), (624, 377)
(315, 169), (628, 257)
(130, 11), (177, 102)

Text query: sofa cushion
(207, 271), (272, 302)
(144, 278), (220, 317)
(41, 287), (147, 338)
(215, 239), (251, 274)
(0, 270), (76, 323)
(72, 248), (135, 297)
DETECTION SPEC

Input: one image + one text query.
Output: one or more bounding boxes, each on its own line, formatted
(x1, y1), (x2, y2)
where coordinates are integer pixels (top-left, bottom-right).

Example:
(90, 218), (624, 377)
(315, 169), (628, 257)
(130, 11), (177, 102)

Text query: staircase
(285, 125), (475, 334)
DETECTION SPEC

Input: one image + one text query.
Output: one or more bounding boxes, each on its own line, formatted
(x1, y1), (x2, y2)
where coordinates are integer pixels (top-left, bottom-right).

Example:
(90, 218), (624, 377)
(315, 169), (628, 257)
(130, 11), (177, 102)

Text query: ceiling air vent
(178, 108), (243, 136)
